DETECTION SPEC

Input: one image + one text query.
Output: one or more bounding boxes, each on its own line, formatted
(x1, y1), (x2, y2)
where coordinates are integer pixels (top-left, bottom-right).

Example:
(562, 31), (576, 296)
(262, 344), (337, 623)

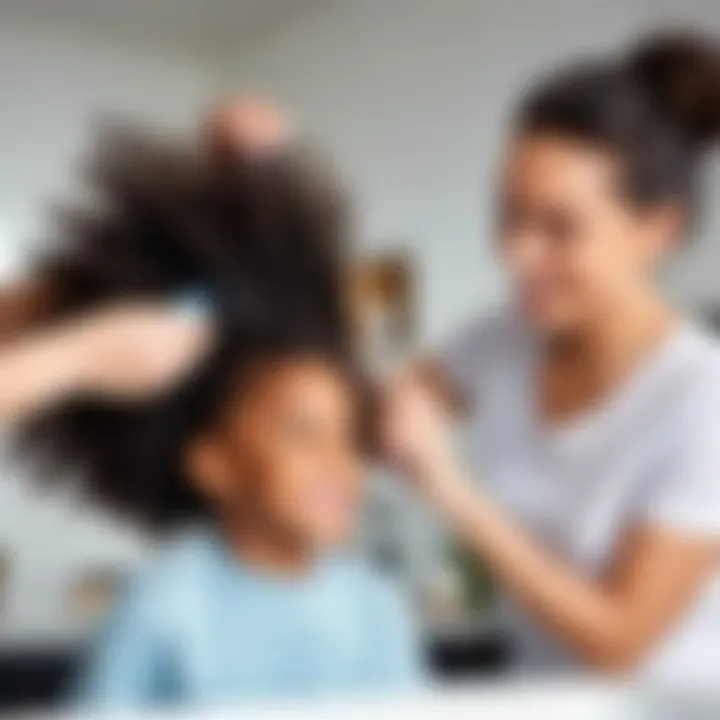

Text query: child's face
(189, 357), (363, 550)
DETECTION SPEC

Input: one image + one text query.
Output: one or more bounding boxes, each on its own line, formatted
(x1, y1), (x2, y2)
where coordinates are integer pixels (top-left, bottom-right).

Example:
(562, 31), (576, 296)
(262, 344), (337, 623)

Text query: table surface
(44, 683), (719, 720)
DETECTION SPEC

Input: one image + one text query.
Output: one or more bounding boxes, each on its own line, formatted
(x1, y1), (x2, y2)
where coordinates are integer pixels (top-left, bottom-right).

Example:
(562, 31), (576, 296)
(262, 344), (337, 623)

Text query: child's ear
(185, 434), (229, 501)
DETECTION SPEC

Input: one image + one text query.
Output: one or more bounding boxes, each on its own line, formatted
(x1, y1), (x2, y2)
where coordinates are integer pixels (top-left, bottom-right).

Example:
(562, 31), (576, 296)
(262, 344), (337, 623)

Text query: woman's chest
(482, 396), (666, 573)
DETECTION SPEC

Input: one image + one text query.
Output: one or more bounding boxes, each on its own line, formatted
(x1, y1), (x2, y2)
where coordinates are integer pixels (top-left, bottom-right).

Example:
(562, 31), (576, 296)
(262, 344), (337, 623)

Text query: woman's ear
(185, 434), (229, 502)
(645, 202), (686, 259)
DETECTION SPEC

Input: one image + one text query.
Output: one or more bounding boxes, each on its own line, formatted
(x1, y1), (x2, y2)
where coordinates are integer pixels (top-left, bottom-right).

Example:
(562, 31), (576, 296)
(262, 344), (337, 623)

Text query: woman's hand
(73, 301), (215, 400)
(0, 300), (214, 423)
(203, 97), (291, 159)
(381, 371), (465, 505)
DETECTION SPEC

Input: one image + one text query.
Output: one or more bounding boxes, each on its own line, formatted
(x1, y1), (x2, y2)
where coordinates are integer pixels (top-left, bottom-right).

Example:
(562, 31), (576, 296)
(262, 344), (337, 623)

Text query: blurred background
(1, 0), (720, 706)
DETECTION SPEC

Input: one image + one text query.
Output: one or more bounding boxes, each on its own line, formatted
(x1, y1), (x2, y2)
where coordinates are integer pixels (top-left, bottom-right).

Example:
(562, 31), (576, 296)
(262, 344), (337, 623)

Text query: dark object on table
(427, 628), (512, 679)
(0, 646), (81, 711)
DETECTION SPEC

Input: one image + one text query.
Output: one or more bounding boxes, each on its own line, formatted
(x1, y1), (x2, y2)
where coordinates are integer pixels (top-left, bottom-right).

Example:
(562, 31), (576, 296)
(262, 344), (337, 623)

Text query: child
(8, 126), (422, 708)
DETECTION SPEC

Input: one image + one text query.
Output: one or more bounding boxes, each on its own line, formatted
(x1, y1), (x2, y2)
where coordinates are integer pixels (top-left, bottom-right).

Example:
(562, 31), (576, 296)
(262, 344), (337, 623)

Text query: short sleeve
(638, 356), (720, 535)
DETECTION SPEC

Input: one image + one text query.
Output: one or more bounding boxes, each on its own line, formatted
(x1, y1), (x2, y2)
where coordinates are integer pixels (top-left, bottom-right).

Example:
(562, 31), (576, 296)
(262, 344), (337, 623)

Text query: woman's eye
(545, 215), (573, 243)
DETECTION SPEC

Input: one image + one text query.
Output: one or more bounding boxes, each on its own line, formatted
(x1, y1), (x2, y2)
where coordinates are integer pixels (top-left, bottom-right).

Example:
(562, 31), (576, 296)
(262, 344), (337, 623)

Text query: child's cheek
(279, 471), (359, 547)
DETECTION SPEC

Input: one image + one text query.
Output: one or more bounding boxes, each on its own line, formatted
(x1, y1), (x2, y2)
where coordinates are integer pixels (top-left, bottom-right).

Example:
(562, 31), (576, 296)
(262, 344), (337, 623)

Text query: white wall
(0, 24), (215, 270)
(0, 23), (215, 642)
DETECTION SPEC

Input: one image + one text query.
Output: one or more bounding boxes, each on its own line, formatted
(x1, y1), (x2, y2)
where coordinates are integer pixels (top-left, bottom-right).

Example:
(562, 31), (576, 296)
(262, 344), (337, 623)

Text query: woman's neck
(551, 290), (675, 372)
(540, 290), (677, 423)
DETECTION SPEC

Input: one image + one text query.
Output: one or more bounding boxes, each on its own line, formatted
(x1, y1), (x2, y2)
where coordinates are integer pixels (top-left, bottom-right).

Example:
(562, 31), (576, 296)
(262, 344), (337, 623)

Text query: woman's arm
(431, 470), (716, 670)
(382, 378), (719, 671)
(399, 358), (470, 416)
(0, 302), (213, 424)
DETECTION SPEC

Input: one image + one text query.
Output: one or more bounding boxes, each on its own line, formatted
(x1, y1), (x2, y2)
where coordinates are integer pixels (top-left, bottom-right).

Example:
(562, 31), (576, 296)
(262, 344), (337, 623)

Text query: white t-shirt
(441, 307), (720, 685)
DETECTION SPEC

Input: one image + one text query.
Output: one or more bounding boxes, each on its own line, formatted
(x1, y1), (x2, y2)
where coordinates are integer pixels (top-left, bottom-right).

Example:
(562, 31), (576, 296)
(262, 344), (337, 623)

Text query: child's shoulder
(322, 556), (409, 613)
(323, 558), (419, 660)
(119, 527), (222, 606)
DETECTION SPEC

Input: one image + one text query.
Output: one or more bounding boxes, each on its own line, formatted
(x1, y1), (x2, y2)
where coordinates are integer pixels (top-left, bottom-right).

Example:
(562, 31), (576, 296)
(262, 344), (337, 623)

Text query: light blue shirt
(74, 527), (422, 709)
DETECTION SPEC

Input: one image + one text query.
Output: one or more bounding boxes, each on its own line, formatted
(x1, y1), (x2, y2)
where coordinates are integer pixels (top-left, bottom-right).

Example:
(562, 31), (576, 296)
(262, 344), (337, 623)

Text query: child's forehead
(219, 353), (355, 410)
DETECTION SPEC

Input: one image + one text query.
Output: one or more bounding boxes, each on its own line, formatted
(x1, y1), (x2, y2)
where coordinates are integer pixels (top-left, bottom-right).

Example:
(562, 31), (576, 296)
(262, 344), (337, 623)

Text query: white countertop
(44, 682), (719, 720)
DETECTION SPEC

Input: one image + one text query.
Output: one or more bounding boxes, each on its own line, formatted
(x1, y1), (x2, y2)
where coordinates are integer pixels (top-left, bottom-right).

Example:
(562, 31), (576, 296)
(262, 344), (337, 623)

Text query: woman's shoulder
(669, 321), (720, 398)
(647, 321), (720, 443)
(635, 323), (720, 534)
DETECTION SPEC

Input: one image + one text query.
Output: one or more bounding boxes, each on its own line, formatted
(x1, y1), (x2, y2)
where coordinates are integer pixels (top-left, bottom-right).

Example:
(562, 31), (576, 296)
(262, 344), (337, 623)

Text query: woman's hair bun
(628, 30), (720, 145)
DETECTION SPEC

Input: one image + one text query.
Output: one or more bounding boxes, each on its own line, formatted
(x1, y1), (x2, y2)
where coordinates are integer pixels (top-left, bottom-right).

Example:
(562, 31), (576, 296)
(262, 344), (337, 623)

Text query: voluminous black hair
(19, 126), (353, 530)
(518, 31), (720, 220)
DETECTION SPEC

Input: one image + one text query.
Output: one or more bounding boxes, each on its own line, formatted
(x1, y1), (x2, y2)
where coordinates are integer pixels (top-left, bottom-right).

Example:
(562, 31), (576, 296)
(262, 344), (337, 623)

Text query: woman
(383, 32), (720, 685)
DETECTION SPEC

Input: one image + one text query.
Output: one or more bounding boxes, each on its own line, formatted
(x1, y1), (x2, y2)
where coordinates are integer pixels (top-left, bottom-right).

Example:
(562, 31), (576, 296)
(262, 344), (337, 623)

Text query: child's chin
(309, 521), (354, 550)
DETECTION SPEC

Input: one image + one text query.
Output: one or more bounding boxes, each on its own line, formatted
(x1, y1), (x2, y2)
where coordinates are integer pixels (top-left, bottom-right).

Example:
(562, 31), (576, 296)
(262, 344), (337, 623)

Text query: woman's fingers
(76, 301), (216, 400)
(380, 372), (454, 480)
(203, 97), (291, 158)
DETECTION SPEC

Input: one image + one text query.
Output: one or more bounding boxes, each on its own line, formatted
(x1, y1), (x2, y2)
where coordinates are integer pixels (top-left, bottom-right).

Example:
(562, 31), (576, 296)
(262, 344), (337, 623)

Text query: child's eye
(281, 413), (320, 440)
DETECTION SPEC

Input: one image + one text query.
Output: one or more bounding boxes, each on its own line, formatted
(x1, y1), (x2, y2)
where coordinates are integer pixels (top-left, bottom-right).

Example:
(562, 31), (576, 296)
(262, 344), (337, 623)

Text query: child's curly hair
(18, 125), (354, 530)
